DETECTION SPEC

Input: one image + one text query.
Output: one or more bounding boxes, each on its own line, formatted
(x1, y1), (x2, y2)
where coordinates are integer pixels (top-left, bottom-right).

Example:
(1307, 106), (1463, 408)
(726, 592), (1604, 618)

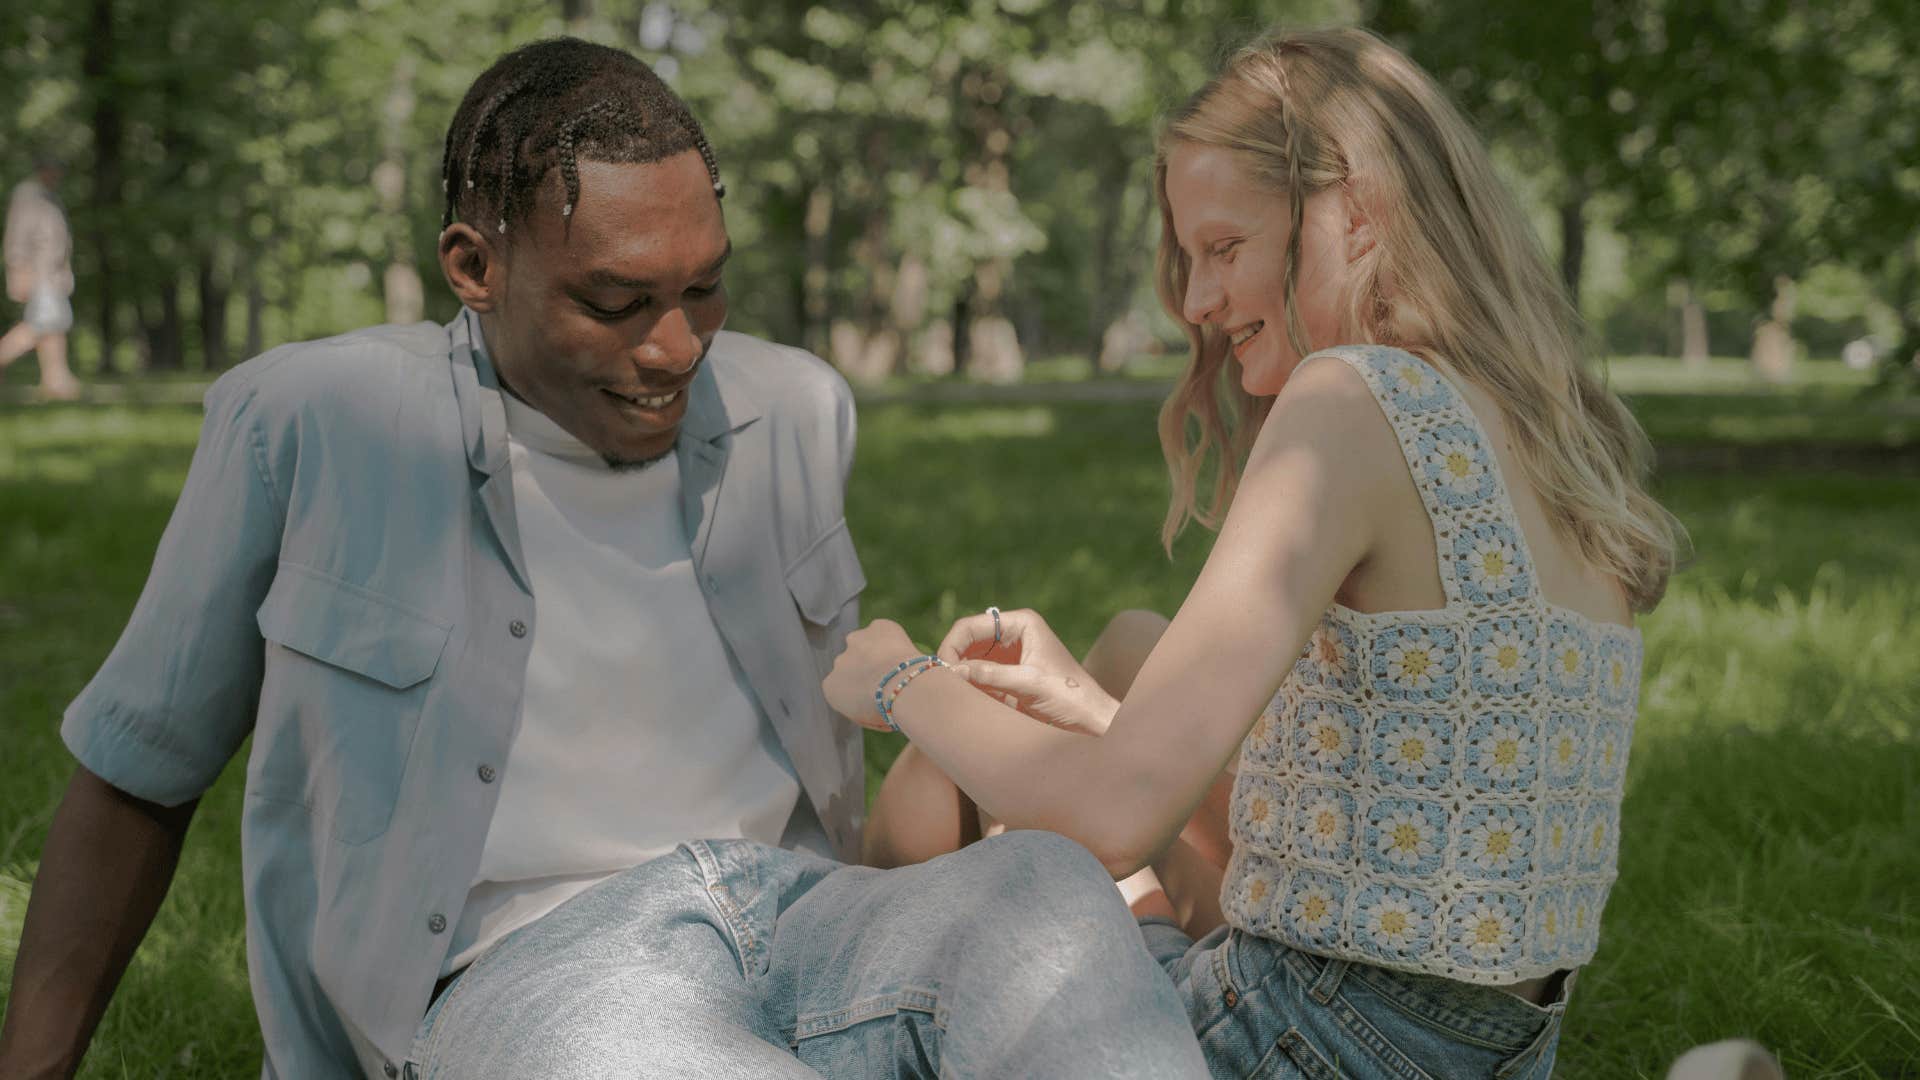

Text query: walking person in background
(2, 157), (82, 401)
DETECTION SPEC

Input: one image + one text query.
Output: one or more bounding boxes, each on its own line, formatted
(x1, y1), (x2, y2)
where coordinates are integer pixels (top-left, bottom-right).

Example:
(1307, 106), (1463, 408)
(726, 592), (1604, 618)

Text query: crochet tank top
(1218, 345), (1642, 984)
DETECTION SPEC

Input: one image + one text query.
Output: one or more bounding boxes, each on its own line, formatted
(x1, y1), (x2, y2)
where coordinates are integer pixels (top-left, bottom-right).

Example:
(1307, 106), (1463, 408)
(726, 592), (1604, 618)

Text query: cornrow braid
(438, 37), (725, 240)
(558, 100), (627, 219)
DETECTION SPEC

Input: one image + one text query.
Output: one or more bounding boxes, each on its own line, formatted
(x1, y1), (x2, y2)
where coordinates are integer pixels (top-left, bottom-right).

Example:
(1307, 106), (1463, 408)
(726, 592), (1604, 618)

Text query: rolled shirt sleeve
(62, 369), (286, 806)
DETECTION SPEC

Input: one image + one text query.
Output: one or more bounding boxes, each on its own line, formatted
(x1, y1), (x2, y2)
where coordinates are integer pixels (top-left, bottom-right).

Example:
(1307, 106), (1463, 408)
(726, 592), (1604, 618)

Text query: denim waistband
(1228, 932), (1567, 1052)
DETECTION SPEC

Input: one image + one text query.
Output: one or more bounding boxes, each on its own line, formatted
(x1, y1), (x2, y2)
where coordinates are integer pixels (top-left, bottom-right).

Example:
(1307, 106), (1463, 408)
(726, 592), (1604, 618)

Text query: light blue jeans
(1141, 919), (1568, 1079)
(406, 831), (1208, 1078)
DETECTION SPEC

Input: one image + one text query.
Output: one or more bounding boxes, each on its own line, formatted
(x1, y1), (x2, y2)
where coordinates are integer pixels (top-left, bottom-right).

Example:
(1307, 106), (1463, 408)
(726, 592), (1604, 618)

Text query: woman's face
(1165, 141), (1355, 397)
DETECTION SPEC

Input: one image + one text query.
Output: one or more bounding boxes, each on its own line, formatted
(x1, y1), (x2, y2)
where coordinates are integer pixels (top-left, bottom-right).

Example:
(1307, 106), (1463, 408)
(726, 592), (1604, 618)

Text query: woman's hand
(822, 619), (923, 732)
(936, 607), (1116, 735)
(946, 658), (1119, 736)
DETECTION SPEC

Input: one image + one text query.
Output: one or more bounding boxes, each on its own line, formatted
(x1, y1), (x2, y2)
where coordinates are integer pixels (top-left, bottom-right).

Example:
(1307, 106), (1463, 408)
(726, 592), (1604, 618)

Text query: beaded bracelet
(874, 654), (947, 733)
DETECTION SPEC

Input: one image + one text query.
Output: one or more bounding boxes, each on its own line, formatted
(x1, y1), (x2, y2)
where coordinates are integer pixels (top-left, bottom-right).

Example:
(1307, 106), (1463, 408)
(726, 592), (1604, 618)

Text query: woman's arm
(827, 359), (1397, 876)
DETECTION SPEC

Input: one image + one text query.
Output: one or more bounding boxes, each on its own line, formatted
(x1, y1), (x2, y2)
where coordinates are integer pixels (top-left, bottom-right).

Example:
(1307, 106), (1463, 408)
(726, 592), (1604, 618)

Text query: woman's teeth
(1231, 322), (1264, 349)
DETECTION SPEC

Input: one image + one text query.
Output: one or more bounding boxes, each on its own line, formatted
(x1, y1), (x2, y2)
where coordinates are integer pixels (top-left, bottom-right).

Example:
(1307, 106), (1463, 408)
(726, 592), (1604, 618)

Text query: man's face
(483, 151), (729, 467)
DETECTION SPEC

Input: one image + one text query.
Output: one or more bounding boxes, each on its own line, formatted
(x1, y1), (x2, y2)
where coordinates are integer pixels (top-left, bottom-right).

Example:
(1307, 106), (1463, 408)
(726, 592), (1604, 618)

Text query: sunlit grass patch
(2, 396), (1916, 1077)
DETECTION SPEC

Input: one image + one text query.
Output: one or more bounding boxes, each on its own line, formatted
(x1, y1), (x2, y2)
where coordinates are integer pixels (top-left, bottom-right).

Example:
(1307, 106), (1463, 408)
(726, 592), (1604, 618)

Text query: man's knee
(957, 830), (1125, 922)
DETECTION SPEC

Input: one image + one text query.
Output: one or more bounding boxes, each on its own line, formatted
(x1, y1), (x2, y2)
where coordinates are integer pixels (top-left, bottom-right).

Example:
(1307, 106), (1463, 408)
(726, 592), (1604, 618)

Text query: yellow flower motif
(1610, 658), (1625, 688)
(1459, 899), (1518, 962)
(1375, 808), (1437, 868)
(1543, 906), (1559, 938)
(1556, 734), (1577, 766)
(1312, 627), (1343, 670)
(1248, 795), (1271, 824)
(1293, 882), (1339, 931)
(1367, 894), (1420, 948)
(1248, 877), (1269, 904)
(1303, 713), (1351, 769)
(1561, 647), (1583, 675)
(1470, 721), (1532, 782)
(1301, 796), (1349, 854)
(1549, 821), (1566, 853)
(1386, 730), (1436, 777)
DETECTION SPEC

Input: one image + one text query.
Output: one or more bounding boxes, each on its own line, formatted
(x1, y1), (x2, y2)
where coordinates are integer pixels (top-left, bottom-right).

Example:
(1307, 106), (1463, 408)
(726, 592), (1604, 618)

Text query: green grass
(2, 360), (1917, 1077)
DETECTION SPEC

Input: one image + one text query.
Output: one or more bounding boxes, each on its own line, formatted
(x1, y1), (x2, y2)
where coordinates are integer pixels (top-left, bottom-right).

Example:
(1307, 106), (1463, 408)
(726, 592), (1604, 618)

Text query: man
(1, 158), (82, 400)
(0, 40), (1205, 1079)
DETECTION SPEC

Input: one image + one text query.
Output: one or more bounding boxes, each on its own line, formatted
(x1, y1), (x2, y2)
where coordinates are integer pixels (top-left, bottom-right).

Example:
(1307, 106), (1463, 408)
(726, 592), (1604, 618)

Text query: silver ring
(987, 606), (1002, 644)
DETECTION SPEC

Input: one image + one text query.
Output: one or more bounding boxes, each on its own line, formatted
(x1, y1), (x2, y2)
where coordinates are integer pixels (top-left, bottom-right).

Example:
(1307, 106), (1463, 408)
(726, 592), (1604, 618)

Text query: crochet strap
(1303, 345), (1539, 610)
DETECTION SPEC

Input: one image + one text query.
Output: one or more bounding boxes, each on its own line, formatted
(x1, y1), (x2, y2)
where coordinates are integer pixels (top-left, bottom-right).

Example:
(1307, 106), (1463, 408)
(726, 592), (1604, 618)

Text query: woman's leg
(861, 609), (1172, 875)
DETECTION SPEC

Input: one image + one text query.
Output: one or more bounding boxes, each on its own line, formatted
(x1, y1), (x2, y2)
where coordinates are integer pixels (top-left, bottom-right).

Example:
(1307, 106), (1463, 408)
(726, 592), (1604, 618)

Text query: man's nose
(634, 306), (702, 375)
(1182, 265), (1224, 326)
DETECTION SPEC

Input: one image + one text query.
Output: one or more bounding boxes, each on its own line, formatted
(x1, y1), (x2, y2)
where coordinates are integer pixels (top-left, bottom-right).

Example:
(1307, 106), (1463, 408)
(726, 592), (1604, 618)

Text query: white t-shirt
(445, 392), (800, 972)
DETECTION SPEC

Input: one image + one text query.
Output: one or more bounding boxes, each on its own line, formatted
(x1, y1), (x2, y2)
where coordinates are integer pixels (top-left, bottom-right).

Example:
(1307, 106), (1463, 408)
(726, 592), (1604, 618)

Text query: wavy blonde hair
(1154, 26), (1681, 612)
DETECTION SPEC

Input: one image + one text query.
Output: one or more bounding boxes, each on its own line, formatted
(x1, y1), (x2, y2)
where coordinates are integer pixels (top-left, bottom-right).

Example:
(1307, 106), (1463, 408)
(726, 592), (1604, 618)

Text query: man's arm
(0, 767), (197, 1078)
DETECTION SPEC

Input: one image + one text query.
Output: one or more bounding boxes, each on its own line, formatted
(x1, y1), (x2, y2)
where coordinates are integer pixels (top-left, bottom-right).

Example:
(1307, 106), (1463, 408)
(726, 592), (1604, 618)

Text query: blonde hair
(1154, 26), (1681, 612)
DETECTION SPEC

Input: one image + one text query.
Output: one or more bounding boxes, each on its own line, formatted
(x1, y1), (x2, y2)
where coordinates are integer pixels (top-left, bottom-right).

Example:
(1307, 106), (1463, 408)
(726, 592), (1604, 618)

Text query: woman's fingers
(949, 660), (1045, 700)
(936, 613), (998, 664)
(936, 611), (1030, 665)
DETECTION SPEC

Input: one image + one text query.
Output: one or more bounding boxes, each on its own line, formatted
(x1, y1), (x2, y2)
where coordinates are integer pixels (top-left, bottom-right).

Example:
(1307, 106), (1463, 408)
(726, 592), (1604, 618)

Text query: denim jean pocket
(1208, 938), (1561, 1080)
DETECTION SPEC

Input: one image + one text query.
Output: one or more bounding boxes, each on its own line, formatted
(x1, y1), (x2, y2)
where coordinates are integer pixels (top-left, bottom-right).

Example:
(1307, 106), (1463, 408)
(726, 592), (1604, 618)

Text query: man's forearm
(0, 767), (196, 1078)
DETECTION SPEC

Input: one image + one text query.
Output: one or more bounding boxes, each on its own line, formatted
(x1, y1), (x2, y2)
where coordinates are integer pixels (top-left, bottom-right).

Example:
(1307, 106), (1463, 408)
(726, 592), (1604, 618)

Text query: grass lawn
(2, 359), (1916, 1077)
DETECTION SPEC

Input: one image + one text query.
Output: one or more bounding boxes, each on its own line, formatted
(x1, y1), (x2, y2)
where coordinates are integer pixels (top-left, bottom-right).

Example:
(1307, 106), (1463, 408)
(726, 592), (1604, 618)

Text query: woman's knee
(1084, 609), (1170, 699)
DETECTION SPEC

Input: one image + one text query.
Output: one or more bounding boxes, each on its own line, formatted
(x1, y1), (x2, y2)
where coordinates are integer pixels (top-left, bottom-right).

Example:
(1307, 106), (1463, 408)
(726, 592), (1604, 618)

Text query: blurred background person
(2, 157), (82, 401)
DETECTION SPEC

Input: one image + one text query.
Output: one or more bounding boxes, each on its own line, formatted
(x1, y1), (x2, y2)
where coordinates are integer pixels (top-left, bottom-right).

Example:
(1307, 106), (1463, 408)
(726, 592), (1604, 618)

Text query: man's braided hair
(440, 37), (724, 238)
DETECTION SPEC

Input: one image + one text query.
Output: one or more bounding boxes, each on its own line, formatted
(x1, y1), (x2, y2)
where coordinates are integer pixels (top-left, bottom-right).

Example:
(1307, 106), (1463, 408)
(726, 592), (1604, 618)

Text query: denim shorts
(1142, 920), (1567, 1079)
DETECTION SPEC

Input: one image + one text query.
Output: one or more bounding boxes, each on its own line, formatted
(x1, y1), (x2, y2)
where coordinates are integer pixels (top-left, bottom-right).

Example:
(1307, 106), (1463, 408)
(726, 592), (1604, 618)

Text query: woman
(826, 26), (1681, 1079)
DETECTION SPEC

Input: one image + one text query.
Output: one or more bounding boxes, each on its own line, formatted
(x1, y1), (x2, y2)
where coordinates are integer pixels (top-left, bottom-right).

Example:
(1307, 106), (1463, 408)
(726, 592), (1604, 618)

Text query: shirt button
(509, 618), (528, 638)
(477, 764), (497, 783)
(383, 1064), (398, 1078)
(1223, 988), (1238, 1008)
(428, 913), (447, 934)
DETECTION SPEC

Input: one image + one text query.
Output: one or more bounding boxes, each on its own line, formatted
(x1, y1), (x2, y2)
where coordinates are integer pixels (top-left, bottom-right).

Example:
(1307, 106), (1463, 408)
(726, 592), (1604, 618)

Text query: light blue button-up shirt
(62, 311), (867, 1077)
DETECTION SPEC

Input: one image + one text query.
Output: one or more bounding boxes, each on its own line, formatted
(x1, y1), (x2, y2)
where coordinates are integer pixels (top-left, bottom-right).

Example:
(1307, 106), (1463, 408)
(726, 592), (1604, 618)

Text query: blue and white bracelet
(874, 654), (947, 733)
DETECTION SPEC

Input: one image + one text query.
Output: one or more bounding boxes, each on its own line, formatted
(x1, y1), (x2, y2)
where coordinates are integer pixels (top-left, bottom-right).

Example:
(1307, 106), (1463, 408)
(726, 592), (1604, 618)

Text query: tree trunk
(141, 282), (184, 372)
(1089, 156), (1154, 375)
(244, 249), (266, 359)
(378, 58), (424, 325)
(1558, 187), (1587, 310)
(198, 249), (229, 370)
(83, 0), (123, 371)
(802, 183), (833, 360)
(1677, 280), (1709, 367)
(960, 69), (1023, 384)
(1750, 276), (1796, 383)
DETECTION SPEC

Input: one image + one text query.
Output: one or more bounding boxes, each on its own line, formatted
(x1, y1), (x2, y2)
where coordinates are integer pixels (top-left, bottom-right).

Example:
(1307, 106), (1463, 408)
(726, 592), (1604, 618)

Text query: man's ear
(439, 223), (503, 312)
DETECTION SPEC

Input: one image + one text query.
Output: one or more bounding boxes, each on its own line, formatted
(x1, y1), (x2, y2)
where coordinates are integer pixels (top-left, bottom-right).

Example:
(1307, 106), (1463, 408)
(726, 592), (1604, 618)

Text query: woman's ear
(439, 223), (501, 312)
(1342, 178), (1378, 265)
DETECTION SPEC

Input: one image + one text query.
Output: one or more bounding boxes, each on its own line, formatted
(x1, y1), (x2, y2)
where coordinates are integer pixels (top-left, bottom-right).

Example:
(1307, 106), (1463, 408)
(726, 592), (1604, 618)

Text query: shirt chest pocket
(784, 518), (866, 673)
(254, 563), (452, 845)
